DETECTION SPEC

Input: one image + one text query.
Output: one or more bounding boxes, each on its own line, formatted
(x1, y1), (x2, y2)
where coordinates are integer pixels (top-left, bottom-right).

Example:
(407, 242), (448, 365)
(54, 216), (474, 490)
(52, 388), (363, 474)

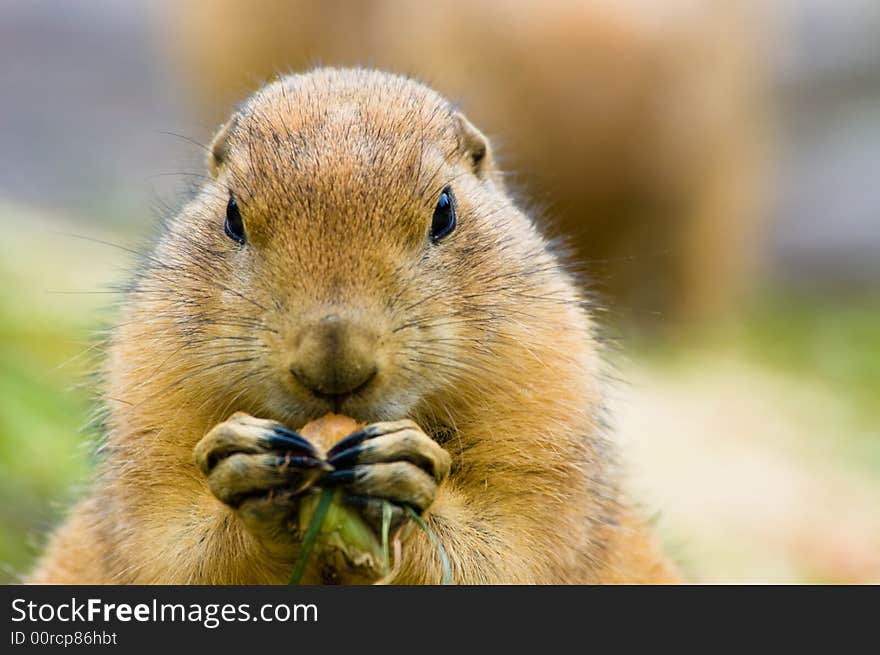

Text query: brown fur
(29, 69), (677, 584)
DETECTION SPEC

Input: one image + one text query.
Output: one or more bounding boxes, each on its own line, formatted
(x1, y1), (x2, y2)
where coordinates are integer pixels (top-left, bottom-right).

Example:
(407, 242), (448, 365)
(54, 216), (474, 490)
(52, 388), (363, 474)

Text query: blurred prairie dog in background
(164, 0), (771, 327)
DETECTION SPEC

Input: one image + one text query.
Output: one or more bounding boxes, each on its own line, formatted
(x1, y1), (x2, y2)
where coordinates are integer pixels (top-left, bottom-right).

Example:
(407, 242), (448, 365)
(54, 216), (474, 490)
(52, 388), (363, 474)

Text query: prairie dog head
(144, 68), (589, 429)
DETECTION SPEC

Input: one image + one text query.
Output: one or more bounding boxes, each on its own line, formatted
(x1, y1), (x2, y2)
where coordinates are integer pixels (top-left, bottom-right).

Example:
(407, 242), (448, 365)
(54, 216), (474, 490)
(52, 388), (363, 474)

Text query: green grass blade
(406, 506), (452, 585)
(381, 499), (392, 575)
(288, 487), (334, 585)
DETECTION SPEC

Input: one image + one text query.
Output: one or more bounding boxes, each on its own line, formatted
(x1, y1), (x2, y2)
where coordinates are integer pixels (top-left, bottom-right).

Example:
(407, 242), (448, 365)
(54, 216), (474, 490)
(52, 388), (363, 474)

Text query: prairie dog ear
(208, 114), (239, 178)
(454, 112), (498, 182)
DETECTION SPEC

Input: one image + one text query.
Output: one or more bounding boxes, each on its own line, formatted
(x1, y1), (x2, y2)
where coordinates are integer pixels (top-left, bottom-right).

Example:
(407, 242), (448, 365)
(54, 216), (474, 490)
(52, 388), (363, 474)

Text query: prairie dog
(30, 68), (677, 584)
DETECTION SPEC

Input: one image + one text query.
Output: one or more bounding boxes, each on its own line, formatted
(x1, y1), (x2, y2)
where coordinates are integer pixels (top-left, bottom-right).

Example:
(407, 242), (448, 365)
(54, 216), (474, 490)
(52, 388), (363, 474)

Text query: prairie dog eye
(430, 187), (456, 242)
(225, 194), (246, 244)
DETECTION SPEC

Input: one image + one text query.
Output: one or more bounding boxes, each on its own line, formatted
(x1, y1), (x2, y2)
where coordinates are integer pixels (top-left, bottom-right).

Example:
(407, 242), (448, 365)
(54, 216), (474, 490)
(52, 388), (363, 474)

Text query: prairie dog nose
(290, 314), (378, 396)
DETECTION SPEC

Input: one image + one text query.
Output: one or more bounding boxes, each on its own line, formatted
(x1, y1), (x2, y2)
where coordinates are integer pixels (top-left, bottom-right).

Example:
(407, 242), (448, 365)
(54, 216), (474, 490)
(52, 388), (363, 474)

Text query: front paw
(194, 412), (330, 554)
(322, 419), (452, 533)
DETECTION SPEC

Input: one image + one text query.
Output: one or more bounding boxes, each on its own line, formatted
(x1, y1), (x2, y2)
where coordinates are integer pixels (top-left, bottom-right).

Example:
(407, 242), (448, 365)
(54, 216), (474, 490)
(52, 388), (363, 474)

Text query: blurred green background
(1, 0), (879, 583)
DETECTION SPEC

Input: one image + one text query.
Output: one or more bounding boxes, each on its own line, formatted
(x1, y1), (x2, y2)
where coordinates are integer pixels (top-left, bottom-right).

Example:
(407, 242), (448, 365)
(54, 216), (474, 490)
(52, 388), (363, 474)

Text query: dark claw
(323, 468), (360, 486)
(273, 454), (331, 471)
(263, 427), (321, 457)
(326, 425), (381, 458)
(327, 445), (364, 469)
